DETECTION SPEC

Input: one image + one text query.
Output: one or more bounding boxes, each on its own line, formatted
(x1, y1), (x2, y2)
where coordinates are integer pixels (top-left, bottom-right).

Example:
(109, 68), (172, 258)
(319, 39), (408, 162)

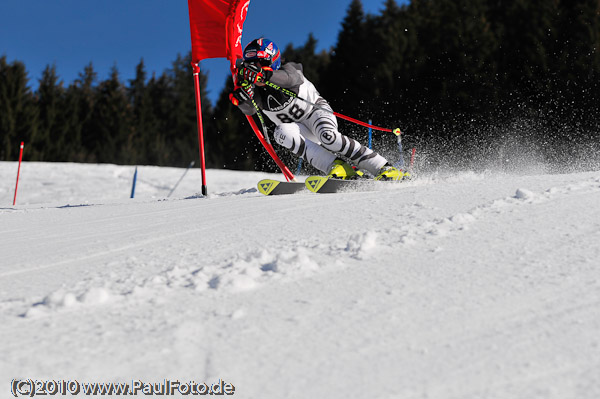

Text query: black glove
(261, 66), (274, 82)
(229, 82), (254, 106)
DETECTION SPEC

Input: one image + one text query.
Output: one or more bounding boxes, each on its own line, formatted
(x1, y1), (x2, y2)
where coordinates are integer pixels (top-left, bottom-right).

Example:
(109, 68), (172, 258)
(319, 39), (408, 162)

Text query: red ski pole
(13, 142), (24, 206)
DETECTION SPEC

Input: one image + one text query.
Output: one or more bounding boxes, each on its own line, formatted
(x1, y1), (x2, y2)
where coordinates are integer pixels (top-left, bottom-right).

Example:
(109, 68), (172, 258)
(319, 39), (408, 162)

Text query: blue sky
(0, 0), (407, 104)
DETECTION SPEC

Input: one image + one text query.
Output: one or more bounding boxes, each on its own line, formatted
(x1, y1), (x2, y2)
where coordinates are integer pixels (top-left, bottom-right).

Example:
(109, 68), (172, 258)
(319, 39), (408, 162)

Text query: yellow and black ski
(305, 176), (377, 194)
(257, 179), (307, 196)
(305, 174), (411, 194)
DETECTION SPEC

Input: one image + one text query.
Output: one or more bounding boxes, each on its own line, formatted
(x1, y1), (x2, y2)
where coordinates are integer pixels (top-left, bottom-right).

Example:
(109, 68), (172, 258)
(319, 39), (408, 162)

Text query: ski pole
(244, 83), (295, 181)
(239, 82), (273, 146)
(249, 99), (271, 145)
(263, 81), (400, 134)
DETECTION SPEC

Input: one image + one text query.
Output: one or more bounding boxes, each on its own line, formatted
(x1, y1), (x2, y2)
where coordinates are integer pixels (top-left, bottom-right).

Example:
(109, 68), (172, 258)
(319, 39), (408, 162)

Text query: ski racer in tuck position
(229, 37), (409, 181)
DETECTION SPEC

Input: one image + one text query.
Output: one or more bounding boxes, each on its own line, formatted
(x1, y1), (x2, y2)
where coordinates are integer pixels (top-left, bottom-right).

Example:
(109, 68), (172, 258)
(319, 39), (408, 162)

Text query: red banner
(187, 0), (295, 183)
(188, 0), (250, 69)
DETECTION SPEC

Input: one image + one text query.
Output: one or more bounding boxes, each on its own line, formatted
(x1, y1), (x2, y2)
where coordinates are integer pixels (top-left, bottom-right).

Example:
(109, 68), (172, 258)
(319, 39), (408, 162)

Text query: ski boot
(327, 159), (360, 180)
(375, 164), (410, 181)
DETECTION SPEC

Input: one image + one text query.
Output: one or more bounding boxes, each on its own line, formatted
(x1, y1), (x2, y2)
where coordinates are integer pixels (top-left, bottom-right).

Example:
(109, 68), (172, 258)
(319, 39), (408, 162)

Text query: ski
(305, 176), (380, 194)
(257, 179), (307, 196)
(305, 173), (413, 194)
(260, 173), (412, 195)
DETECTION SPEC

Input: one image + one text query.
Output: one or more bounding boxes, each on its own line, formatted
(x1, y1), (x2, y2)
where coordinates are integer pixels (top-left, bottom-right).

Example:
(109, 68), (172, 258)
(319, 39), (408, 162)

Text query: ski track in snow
(1, 162), (600, 398)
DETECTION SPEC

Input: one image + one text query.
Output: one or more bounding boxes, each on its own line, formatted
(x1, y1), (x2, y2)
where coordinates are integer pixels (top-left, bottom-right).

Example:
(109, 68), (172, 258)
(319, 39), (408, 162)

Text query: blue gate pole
(296, 158), (303, 175)
(368, 119), (373, 149)
(394, 130), (405, 169)
(130, 166), (138, 198)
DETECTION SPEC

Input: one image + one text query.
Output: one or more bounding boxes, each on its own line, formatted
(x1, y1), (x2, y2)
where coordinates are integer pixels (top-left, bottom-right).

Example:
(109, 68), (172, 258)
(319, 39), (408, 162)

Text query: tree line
(2, 0), (599, 171)
(1, 54), (206, 167)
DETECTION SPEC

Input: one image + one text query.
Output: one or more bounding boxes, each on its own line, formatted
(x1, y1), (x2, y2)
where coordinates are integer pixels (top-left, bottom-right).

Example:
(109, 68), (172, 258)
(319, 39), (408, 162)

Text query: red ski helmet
(243, 38), (281, 70)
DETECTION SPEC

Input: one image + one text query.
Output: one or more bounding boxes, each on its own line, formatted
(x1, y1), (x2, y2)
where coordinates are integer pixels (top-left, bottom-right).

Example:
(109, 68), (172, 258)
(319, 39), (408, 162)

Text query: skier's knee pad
(273, 123), (302, 149)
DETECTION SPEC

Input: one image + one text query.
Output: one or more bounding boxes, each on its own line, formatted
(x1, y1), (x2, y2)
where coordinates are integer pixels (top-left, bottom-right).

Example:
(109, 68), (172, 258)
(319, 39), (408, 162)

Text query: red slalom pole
(264, 81), (396, 133)
(333, 112), (394, 133)
(191, 62), (208, 196)
(13, 142), (24, 206)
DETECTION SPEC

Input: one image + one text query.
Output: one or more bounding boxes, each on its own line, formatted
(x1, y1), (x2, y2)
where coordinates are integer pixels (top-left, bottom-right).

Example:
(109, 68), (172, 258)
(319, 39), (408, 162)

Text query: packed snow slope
(1, 161), (600, 399)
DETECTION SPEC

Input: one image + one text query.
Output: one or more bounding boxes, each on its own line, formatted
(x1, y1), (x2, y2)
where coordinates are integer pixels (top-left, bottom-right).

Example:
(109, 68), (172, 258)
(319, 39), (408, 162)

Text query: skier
(229, 37), (408, 181)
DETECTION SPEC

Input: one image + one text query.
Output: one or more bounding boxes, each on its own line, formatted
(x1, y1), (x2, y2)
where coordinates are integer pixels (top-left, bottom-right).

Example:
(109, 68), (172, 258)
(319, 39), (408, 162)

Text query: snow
(1, 161), (600, 398)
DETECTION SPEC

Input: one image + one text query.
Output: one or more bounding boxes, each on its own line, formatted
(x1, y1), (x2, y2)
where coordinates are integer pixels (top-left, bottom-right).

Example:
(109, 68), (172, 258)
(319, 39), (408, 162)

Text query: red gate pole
(191, 62), (208, 196)
(409, 148), (417, 170)
(13, 141), (24, 206)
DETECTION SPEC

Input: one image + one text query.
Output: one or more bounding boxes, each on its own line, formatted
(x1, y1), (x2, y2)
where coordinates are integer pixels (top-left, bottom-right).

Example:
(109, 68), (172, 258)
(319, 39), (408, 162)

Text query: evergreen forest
(1, 0), (599, 172)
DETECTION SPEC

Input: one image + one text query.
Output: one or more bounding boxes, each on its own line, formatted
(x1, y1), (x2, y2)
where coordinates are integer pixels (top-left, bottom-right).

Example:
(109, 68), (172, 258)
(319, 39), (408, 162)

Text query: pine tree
(282, 33), (330, 88)
(158, 53), (209, 167)
(89, 66), (133, 163)
(208, 75), (266, 170)
(0, 56), (38, 161)
(370, 0), (405, 96)
(72, 63), (98, 162)
(543, 0), (600, 162)
(36, 64), (65, 161)
(367, 0), (418, 121)
(145, 71), (173, 165)
(553, 0), (600, 91)
(408, 0), (498, 110)
(128, 59), (156, 164)
(322, 0), (371, 117)
(486, 0), (559, 97)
